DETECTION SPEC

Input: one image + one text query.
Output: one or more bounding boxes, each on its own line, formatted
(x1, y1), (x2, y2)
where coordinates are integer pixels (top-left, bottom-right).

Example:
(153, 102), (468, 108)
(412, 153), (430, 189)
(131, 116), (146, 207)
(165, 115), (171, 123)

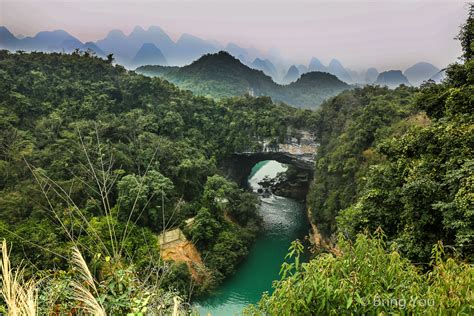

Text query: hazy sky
(0, 0), (468, 70)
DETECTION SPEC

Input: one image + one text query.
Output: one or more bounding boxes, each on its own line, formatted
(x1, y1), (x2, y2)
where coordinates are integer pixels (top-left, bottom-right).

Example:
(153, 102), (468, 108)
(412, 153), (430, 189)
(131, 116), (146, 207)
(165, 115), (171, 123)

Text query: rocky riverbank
(257, 165), (311, 201)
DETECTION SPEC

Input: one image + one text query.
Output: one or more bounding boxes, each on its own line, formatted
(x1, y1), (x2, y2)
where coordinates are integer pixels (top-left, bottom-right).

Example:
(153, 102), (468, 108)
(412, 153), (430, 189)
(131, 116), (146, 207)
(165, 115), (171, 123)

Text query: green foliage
(117, 170), (176, 232)
(457, 3), (474, 61)
(184, 175), (261, 281)
(206, 230), (249, 279)
(187, 207), (222, 246)
(307, 85), (417, 235)
(336, 58), (473, 261)
(306, 20), (473, 261)
(245, 232), (474, 315)
(159, 262), (193, 297)
(0, 49), (305, 299)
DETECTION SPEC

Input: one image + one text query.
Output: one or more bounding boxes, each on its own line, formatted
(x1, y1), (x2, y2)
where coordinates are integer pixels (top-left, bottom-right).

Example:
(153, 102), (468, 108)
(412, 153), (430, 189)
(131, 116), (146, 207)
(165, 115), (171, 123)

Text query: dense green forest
(246, 6), (473, 315)
(307, 51), (473, 263)
(136, 51), (350, 109)
(0, 49), (313, 314)
(1, 5), (473, 315)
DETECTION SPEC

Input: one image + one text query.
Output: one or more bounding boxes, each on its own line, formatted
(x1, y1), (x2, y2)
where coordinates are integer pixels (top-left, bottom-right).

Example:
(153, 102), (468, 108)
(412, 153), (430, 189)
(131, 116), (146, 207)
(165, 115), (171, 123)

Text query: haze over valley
(0, 23), (446, 93)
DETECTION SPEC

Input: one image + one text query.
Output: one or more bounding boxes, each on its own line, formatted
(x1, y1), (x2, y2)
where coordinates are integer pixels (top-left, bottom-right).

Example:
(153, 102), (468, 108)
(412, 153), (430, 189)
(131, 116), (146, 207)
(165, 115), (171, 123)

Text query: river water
(196, 160), (309, 315)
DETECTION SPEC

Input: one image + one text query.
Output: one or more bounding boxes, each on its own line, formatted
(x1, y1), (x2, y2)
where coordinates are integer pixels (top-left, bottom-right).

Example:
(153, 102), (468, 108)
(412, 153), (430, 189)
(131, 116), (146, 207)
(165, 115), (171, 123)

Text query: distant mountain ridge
(376, 70), (410, 88)
(131, 43), (167, 67)
(251, 58), (278, 79)
(328, 59), (352, 83)
(283, 65), (300, 84)
(0, 25), (442, 85)
(0, 28), (104, 55)
(0, 25), (221, 67)
(136, 51), (350, 109)
(404, 62), (440, 86)
(365, 68), (379, 83)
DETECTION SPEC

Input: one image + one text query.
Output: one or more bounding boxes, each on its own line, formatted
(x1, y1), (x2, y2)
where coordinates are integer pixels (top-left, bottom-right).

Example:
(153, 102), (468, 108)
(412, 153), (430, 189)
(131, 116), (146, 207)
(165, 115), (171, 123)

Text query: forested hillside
(308, 52), (473, 263)
(1, 4), (473, 315)
(246, 7), (473, 314)
(136, 51), (350, 109)
(0, 50), (312, 314)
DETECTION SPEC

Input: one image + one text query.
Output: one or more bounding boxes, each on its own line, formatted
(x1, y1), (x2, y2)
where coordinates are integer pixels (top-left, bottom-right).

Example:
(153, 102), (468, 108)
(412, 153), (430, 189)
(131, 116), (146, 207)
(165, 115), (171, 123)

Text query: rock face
(159, 227), (208, 282)
(259, 167), (311, 200)
(283, 65), (300, 84)
(223, 131), (317, 186)
(161, 240), (207, 282)
(404, 62), (440, 86)
(376, 70), (410, 88)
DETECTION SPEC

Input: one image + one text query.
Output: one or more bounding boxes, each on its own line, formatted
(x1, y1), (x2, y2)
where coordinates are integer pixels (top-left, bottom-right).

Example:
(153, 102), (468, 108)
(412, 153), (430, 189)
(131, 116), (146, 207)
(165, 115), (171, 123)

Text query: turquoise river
(196, 160), (310, 315)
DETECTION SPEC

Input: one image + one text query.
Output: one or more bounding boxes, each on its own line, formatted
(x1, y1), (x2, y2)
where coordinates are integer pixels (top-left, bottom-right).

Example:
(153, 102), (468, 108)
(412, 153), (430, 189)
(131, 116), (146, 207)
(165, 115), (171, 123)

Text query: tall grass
(1, 240), (37, 316)
(69, 247), (106, 316)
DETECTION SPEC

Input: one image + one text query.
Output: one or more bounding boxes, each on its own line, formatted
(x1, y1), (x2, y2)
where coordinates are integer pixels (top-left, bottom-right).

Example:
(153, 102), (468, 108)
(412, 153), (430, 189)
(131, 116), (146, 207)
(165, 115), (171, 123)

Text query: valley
(197, 161), (309, 316)
(0, 2), (472, 315)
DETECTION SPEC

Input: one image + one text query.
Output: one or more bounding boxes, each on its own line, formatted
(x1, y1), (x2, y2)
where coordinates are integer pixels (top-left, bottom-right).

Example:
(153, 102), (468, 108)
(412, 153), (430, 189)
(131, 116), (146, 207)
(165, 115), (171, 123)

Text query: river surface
(196, 160), (309, 315)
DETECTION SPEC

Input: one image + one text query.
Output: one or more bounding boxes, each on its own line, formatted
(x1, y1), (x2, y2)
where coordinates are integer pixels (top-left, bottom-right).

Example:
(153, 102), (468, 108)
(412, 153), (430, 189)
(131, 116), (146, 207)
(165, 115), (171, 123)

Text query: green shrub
(245, 232), (474, 315)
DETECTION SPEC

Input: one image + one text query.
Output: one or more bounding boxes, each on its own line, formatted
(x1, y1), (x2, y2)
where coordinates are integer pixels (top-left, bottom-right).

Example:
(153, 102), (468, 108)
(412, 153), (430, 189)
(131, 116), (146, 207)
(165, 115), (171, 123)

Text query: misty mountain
(306, 57), (353, 83)
(365, 67), (379, 83)
(430, 69), (446, 83)
(1, 25), (433, 87)
(0, 27), (83, 52)
(22, 30), (82, 51)
(224, 43), (261, 64)
(95, 26), (174, 64)
(282, 65), (300, 84)
(297, 64), (308, 75)
(0, 25), (258, 70)
(0, 26), (18, 48)
(138, 51), (277, 99)
(128, 26), (175, 59)
(131, 43), (167, 68)
(0, 26), (107, 56)
(174, 33), (220, 65)
(82, 42), (106, 57)
(308, 57), (326, 72)
(136, 51), (350, 108)
(328, 59), (352, 83)
(225, 43), (249, 59)
(94, 25), (224, 66)
(347, 69), (365, 84)
(251, 58), (278, 79)
(404, 62), (440, 86)
(376, 70), (410, 88)
(95, 29), (129, 59)
(281, 71), (350, 107)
